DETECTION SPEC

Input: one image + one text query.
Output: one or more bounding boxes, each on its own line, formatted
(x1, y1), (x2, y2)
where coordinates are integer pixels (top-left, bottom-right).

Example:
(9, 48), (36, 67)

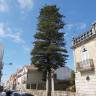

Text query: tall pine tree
(31, 5), (68, 96)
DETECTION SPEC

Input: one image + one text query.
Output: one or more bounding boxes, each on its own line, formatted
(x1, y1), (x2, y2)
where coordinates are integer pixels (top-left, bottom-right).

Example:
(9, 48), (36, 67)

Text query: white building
(72, 22), (96, 96)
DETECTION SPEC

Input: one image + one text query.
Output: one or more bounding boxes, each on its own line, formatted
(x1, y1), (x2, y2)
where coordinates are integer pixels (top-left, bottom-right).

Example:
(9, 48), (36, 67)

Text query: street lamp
(4, 62), (13, 66)
(1, 62), (14, 89)
(7, 63), (13, 66)
(1, 62), (13, 81)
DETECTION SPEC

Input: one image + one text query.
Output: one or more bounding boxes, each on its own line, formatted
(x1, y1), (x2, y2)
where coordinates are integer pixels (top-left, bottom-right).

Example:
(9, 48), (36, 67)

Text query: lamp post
(3, 62), (13, 75)
(1, 62), (13, 88)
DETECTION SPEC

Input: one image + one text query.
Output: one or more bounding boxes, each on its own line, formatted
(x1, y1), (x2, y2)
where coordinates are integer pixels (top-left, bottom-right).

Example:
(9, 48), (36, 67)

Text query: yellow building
(72, 22), (96, 96)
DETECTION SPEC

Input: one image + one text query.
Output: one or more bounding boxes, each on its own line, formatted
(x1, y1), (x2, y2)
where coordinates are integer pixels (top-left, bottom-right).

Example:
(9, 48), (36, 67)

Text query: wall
(26, 89), (75, 96)
(16, 68), (27, 91)
(74, 38), (96, 69)
(74, 37), (96, 96)
(27, 71), (43, 84)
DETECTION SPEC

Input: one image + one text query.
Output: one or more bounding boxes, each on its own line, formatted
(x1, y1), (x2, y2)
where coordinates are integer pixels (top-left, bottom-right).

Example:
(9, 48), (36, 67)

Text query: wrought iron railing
(76, 59), (94, 72)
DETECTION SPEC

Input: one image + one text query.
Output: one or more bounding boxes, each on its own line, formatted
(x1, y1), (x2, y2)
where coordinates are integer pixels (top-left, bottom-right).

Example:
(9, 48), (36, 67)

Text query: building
(16, 64), (43, 91)
(0, 44), (4, 83)
(4, 74), (16, 90)
(4, 80), (10, 90)
(72, 22), (96, 96)
(4, 64), (73, 91)
(10, 74), (17, 90)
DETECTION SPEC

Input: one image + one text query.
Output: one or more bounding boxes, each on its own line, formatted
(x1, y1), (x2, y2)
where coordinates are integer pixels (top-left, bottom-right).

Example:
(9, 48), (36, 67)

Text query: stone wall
(26, 89), (75, 96)
(75, 71), (96, 96)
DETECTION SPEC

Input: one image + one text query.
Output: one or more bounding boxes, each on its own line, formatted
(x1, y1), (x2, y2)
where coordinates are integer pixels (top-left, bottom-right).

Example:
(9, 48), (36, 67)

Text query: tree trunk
(47, 71), (51, 96)
(51, 71), (54, 96)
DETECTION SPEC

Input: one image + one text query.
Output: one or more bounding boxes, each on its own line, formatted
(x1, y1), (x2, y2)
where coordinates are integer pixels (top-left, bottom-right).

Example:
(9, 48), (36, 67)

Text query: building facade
(4, 74), (17, 90)
(16, 64), (43, 91)
(0, 44), (4, 83)
(72, 23), (96, 96)
(5, 64), (73, 91)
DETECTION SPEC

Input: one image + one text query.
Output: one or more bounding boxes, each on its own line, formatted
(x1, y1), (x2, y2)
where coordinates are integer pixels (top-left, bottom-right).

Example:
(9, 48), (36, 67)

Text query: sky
(0, 0), (96, 82)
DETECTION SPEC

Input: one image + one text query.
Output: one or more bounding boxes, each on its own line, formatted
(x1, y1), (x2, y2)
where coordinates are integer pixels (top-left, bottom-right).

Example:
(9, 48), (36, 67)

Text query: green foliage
(69, 71), (75, 86)
(31, 5), (68, 75)
(54, 80), (70, 90)
(54, 71), (75, 91)
(66, 71), (75, 92)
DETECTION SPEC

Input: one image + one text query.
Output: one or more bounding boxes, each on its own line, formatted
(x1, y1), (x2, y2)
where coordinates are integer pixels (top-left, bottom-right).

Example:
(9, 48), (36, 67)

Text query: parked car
(11, 92), (21, 96)
(6, 90), (13, 96)
(6, 90), (16, 96)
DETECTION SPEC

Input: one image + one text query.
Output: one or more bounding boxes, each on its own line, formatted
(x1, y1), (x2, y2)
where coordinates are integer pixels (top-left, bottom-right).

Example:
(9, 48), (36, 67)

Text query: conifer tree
(31, 5), (68, 96)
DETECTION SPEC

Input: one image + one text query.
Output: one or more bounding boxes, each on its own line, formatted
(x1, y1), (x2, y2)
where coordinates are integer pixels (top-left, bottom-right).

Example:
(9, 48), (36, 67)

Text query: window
(81, 46), (89, 62)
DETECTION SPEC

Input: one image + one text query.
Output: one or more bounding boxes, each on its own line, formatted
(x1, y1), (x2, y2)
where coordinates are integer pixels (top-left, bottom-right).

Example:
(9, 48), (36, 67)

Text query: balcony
(72, 23), (96, 49)
(76, 59), (94, 72)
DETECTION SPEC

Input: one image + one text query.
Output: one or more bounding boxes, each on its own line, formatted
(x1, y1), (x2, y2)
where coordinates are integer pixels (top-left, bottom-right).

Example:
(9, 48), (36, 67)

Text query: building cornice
(72, 23), (96, 49)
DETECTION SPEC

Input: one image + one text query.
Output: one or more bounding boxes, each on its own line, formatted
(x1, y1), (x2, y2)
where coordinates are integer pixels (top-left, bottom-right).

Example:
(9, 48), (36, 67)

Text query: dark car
(11, 92), (21, 96)
(6, 90), (13, 96)
(6, 90), (16, 96)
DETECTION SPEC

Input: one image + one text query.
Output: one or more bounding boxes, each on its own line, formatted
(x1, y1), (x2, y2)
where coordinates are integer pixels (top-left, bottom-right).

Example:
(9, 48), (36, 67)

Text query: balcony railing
(76, 59), (94, 72)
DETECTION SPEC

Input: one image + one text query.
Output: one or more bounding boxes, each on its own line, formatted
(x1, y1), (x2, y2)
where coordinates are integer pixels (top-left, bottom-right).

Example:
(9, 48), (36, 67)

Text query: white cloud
(0, 23), (25, 44)
(0, 0), (8, 12)
(79, 23), (86, 30)
(17, 0), (34, 11)
(0, 23), (31, 51)
(65, 22), (87, 31)
(22, 44), (30, 52)
(65, 24), (73, 31)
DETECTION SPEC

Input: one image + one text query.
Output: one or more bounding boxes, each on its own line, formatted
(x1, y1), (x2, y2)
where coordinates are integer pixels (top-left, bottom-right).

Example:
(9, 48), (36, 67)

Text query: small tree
(31, 5), (68, 96)
(69, 71), (75, 92)
(66, 71), (75, 92)
(70, 71), (75, 86)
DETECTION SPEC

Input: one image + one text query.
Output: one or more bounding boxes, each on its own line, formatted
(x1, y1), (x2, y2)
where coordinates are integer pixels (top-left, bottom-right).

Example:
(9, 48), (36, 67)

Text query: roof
(17, 64), (38, 73)
(25, 64), (38, 71)
(72, 22), (96, 48)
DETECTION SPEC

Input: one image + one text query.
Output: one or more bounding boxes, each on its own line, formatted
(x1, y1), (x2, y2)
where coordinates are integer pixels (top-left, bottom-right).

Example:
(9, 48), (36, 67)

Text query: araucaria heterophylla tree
(31, 5), (68, 96)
